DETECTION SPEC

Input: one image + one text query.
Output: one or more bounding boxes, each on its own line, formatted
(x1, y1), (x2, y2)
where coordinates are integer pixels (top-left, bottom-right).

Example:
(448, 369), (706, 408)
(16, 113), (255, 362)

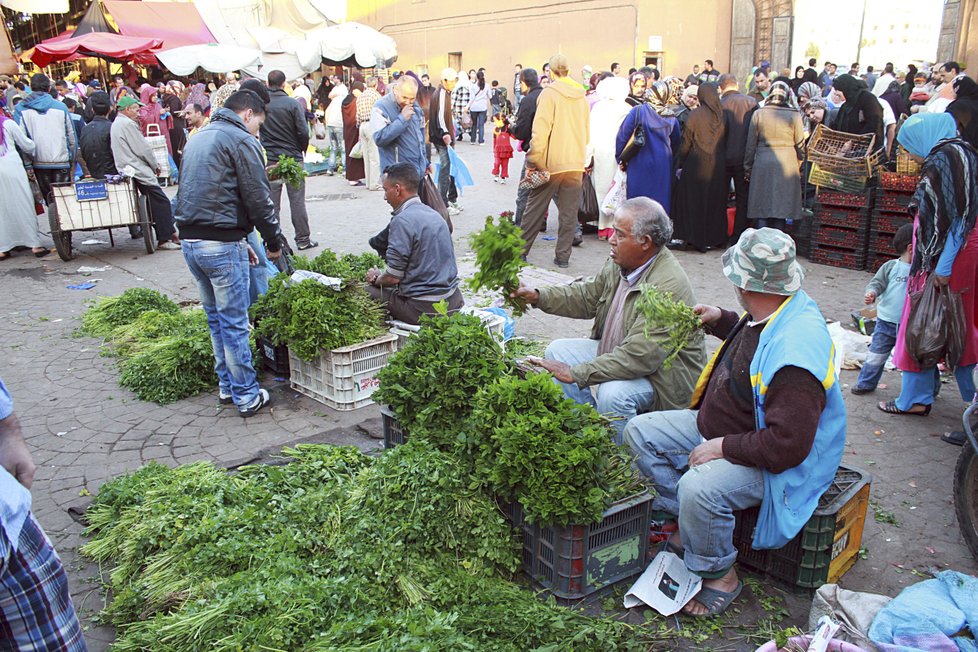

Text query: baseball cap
(722, 228), (804, 295)
(117, 96), (144, 110)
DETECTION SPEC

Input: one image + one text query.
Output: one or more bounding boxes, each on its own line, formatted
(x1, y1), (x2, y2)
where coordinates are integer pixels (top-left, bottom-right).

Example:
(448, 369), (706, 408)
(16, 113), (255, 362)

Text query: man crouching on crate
(624, 228), (846, 616)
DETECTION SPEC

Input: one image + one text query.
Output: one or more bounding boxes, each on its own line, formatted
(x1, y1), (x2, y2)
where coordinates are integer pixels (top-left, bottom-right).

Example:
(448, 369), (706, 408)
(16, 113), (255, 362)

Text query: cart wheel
(47, 202), (73, 261)
(138, 195), (155, 255)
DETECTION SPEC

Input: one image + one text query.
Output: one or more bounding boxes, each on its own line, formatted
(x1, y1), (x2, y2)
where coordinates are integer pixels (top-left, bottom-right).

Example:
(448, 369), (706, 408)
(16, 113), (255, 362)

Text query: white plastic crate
(288, 333), (397, 410)
(388, 308), (506, 351)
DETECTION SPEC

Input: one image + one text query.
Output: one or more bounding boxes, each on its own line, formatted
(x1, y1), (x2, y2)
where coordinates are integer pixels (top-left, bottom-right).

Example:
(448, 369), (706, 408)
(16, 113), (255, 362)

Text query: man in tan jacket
(521, 54), (590, 268)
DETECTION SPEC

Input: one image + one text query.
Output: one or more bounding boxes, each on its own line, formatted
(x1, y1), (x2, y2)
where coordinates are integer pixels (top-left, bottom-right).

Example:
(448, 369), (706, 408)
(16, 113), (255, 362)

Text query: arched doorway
(731, 0), (756, 86)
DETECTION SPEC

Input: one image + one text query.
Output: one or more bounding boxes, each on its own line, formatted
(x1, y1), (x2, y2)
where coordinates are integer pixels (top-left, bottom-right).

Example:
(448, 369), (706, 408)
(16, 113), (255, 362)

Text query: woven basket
(807, 124), (879, 176)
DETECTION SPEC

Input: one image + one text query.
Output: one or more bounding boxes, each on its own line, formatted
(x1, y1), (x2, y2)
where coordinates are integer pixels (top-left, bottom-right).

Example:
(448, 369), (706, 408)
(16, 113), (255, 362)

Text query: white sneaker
(448, 206), (461, 216)
(499, 178), (506, 185)
(492, 176), (499, 183)
(451, 202), (464, 212)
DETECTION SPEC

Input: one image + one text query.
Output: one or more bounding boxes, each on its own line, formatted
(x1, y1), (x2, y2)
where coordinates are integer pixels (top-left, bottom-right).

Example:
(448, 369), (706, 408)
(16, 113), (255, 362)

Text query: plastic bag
(578, 171), (599, 224)
(905, 275), (949, 368)
(349, 140), (363, 159)
(944, 286), (967, 369)
(418, 173), (453, 233)
(601, 169), (627, 216)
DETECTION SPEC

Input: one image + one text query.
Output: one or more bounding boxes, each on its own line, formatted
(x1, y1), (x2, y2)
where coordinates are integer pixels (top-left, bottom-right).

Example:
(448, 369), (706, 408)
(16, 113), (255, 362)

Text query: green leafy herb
(468, 214), (528, 316)
(634, 286), (704, 369)
(267, 154), (307, 189)
(80, 288), (179, 337)
(290, 249), (385, 281)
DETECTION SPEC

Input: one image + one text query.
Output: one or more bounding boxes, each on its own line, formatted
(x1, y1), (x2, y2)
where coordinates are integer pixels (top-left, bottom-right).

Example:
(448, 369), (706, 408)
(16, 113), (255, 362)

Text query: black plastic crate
(815, 189), (873, 209)
(869, 231), (900, 255)
(810, 243), (867, 270)
(866, 251), (891, 273)
(258, 337), (290, 376)
(813, 224), (869, 250)
(871, 211), (912, 235)
(874, 189), (914, 212)
(785, 218), (812, 259)
(732, 465), (872, 591)
(510, 492), (653, 604)
(380, 407), (407, 449)
(813, 206), (870, 231)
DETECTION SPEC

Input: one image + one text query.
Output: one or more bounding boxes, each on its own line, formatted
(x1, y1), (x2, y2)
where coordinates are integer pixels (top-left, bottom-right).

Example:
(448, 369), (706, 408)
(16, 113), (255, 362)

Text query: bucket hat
(722, 228), (804, 295)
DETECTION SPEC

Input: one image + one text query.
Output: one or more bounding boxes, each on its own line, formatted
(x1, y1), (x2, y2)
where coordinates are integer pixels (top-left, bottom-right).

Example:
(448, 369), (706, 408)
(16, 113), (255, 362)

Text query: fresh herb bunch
(374, 311), (509, 448)
(80, 441), (645, 650)
(80, 288), (179, 337)
(341, 251), (385, 278)
(291, 249), (384, 280)
(117, 309), (218, 404)
(468, 215), (529, 316)
(251, 277), (385, 361)
(634, 285), (704, 370)
(268, 154), (307, 189)
(465, 372), (625, 525)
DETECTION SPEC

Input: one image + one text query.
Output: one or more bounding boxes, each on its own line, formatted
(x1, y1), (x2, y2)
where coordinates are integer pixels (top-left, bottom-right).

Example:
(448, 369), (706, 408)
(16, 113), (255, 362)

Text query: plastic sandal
(686, 581), (743, 617)
(877, 400), (931, 416)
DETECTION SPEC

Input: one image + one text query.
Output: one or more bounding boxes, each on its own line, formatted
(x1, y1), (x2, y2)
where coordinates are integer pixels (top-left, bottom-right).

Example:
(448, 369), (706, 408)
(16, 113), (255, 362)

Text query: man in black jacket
(719, 74), (757, 243)
(511, 67), (541, 226)
(429, 68), (458, 212)
(259, 70), (317, 251)
(175, 90), (283, 418)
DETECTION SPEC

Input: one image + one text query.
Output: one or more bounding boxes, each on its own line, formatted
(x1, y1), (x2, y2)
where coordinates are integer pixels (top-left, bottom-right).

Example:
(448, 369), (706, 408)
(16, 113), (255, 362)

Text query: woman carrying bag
(880, 113), (978, 417)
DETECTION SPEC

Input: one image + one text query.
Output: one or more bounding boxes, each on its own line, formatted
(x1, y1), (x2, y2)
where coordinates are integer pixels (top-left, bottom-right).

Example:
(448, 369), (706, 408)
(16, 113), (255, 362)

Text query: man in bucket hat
(624, 228), (846, 616)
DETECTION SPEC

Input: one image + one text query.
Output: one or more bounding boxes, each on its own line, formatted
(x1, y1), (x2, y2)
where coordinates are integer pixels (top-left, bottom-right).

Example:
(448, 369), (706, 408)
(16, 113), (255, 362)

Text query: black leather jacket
(174, 109), (282, 250)
(78, 117), (116, 179)
(511, 84), (542, 150)
(259, 87), (309, 161)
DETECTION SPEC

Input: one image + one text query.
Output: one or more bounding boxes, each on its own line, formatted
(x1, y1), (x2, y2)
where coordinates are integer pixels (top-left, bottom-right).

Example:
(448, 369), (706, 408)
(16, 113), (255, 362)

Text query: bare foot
(683, 567), (740, 616)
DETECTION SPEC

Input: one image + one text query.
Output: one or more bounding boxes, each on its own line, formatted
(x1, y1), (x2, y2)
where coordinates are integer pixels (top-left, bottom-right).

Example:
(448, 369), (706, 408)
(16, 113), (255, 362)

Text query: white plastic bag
(601, 169), (627, 216)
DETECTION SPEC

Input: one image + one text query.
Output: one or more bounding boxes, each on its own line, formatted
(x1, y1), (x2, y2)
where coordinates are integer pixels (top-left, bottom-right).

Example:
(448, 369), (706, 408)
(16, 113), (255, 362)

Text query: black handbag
(619, 122), (646, 166)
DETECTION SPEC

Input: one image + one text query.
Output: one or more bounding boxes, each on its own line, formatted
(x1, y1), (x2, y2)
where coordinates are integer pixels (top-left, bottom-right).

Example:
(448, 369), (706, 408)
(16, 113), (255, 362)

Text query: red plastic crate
(810, 243), (867, 270)
(813, 206), (870, 230)
(814, 225), (869, 250)
(816, 190), (873, 209)
(871, 211), (912, 235)
(879, 172), (919, 192)
(874, 190), (914, 212)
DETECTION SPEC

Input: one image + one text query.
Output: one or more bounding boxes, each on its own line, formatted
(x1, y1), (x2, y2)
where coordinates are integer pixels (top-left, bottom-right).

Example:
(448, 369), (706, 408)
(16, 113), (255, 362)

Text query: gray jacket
(110, 114), (159, 186)
(386, 197), (458, 299)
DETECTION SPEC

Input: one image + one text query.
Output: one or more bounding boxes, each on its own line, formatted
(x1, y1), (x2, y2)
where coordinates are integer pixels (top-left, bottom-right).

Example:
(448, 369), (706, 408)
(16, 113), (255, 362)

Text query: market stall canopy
(31, 32), (163, 68)
(310, 22), (397, 68)
(156, 43), (262, 75)
(103, 1), (216, 51)
(1, 0), (67, 12)
(72, 0), (118, 37)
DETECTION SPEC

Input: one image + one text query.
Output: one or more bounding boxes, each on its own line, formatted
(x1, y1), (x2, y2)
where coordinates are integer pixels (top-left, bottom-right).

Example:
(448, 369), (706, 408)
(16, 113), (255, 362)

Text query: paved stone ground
(1, 141), (975, 649)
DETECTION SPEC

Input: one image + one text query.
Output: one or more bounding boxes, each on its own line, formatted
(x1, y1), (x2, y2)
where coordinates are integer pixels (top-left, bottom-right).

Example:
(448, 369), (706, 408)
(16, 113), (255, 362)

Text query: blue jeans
(326, 125), (344, 171)
(624, 409), (765, 577)
(434, 143), (452, 204)
(246, 229), (269, 306)
(182, 240), (259, 408)
(545, 338), (655, 444)
(854, 318), (897, 391)
(469, 110), (487, 144)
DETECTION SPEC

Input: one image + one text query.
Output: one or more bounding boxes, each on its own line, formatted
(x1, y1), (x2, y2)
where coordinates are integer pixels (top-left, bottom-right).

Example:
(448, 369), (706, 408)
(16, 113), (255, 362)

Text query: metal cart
(47, 178), (154, 261)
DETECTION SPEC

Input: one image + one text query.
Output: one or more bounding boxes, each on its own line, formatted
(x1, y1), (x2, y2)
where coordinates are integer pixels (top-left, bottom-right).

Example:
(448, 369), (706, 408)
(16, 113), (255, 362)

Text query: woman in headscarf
(831, 73), (884, 153)
(187, 82), (210, 114)
(881, 113), (978, 417)
(0, 111), (50, 259)
(744, 80), (806, 229)
(672, 83), (728, 251)
(673, 84), (699, 131)
(901, 65), (918, 106)
(947, 75), (978, 150)
(137, 83), (172, 157)
(796, 81), (821, 112)
(626, 72), (646, 107)
(585, 76), (631, 240)
(342, 81), (366, 186)
(880, 80), (909, 121)
(791, 66), (807, 93)
(162, 80), (187, 167)
(615, 80), (681, 211)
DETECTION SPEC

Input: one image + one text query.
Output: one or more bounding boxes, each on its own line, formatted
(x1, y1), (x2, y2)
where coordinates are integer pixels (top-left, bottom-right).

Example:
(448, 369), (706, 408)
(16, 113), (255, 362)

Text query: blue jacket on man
(369, 93), (428, 176)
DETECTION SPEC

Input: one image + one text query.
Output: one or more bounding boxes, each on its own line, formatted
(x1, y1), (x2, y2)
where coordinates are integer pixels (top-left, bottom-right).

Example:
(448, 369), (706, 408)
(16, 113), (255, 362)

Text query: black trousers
(33, 168), (72, 204)
(133, 180), (176, 243)
(725, 163), (750, 242)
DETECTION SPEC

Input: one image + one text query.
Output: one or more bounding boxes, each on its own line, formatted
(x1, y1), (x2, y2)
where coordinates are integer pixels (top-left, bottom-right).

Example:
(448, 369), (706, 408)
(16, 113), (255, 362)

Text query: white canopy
(1, 0), (67, 12)
(156, 43), (263, 76)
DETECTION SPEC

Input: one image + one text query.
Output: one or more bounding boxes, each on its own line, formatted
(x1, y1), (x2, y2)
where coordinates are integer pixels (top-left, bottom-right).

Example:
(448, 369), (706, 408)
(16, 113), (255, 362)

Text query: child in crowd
(852, 223), (914, 395)
(491, 112), (513, 184)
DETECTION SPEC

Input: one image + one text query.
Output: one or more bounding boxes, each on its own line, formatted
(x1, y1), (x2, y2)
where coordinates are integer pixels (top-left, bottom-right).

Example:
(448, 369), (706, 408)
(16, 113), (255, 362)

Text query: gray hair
(618, 197), (673, 245)
(366, 76), (379, 89)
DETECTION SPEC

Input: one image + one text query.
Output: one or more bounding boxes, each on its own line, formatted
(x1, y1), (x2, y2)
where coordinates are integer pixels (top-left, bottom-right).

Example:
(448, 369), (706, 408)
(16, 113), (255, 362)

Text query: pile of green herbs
(80, 290), (221, 404)
(267, 154), (307, 189)
(375, 310), (650, 524)
(251, 250), (386, 361)
(634, 286), (705, 370)
(83, 442), (647, 651)
(468, 214), (529, 316)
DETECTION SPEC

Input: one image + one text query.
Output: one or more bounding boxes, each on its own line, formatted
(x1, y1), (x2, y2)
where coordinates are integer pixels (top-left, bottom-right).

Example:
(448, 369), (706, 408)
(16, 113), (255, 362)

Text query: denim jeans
(469, 110), (487, 144)
(434, 143), (452, 204)
(326, 125), (344, 171)
(854, 318), (897, 391)
(246, 229), (269, 306)
(624, 409), (765, 577)
(181, 240), (259, 409)
(545, 338), (654, 444)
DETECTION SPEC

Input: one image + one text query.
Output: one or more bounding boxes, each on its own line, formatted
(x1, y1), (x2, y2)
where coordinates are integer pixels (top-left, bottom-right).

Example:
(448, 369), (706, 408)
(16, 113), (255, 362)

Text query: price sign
(75, 180), (109, 202)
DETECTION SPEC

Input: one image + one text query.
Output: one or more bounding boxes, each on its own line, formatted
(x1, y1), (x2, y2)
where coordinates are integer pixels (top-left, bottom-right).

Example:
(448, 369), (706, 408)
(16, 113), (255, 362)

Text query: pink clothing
(893, 221), (978, 371)
(137, 84), (173, 155)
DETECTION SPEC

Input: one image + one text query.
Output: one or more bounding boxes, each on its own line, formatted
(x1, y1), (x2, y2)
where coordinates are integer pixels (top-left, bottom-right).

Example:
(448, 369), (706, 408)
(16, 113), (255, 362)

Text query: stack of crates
(869, 173), (916, 272)
(810, 189), (873, 270)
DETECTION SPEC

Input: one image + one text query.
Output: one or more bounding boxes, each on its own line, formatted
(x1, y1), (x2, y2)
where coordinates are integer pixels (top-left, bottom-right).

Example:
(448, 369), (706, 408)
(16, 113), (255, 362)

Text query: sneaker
(297, 240), (319, 251)
(157, 241), (181, 250)
(850, 386), (874, 395)
(572, 234), (584, 247)
(450, 202), (463, 213)
(239, 389), (271, 418)
(553, 258), (569, 269)
(219, 391), (233, 405)
(448, 205), (461, 216)
(492, 176), (500, 183)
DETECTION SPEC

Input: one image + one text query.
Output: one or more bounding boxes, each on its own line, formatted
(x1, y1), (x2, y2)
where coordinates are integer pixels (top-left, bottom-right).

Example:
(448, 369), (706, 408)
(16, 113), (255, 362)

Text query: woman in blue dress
(615, 80), (681, 213)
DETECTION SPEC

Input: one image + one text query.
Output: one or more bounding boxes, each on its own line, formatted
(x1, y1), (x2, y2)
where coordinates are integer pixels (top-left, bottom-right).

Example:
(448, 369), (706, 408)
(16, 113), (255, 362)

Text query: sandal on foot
(877, 400), (931, 416)
(686, 581), (743, 617)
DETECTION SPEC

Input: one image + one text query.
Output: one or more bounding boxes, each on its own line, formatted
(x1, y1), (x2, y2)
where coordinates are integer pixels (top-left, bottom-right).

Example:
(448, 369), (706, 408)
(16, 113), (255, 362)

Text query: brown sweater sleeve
(708, 308), (742, 340)
(720, 365), (826, 473)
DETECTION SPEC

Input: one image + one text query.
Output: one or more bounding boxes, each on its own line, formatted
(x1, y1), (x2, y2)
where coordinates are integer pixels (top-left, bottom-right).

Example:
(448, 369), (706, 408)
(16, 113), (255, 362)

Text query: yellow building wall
(349, 0), (732, 83)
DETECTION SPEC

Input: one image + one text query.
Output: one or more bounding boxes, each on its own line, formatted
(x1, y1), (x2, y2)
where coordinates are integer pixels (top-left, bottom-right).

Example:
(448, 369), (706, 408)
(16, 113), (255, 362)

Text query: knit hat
(117, 95), (144, 109)
(722, 228), (804, 295)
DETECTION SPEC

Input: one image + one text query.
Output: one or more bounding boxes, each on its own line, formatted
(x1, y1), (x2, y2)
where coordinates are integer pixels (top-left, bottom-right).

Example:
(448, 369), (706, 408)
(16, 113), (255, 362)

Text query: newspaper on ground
(623, 551), (702, 616)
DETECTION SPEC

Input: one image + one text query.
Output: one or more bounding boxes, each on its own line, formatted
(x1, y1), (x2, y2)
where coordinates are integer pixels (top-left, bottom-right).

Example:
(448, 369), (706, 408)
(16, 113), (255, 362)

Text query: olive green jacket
(536, 248), (707, 411)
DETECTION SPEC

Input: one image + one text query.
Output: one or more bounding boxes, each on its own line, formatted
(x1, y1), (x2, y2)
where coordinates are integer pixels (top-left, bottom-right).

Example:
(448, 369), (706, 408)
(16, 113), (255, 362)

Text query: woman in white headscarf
(585, 76), (631, 239)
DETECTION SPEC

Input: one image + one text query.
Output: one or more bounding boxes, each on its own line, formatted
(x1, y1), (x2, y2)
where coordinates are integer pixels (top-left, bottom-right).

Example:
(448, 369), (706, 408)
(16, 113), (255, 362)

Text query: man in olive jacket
(514, 197), (706, 442)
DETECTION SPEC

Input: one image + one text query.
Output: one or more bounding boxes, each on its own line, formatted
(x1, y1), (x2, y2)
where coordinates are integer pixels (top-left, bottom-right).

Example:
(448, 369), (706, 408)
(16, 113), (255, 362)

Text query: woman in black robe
(831, 74), (884, 154)
(671, 83), (728, 251)
(342, 82), (366, 185)
(948, 75), (978, 150)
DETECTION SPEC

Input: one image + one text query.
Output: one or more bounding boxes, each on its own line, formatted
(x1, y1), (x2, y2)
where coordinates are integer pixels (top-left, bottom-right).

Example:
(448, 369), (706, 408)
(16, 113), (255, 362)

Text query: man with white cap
(428, 68), (460, 215)
(624, 228), (847, 617)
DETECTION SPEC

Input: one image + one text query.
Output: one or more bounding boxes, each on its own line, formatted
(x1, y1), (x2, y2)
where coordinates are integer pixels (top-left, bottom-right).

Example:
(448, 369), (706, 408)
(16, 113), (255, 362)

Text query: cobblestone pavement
(1, 142), (975, 649)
